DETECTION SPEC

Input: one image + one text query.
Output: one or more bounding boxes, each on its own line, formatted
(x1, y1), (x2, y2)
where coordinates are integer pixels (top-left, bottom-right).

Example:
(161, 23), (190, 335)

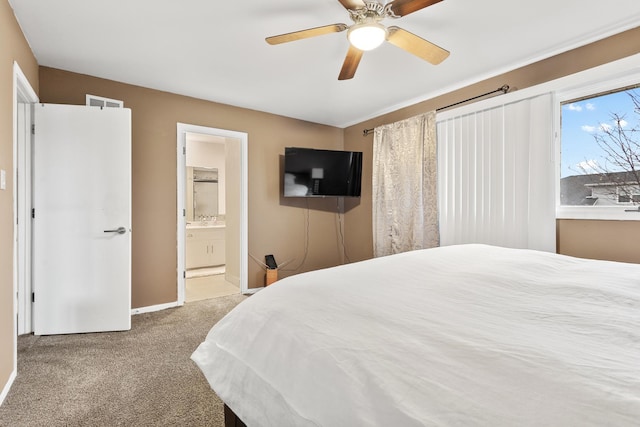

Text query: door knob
(104, 226), (126, 235)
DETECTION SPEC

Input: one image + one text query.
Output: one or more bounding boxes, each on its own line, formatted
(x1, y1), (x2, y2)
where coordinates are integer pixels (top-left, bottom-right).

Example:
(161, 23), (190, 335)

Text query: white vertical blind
(437, 93), (556, 252)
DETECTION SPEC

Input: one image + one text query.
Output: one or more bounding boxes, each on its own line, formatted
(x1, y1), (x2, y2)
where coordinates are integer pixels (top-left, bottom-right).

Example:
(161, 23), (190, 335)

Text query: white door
(33, 104), (131, 335)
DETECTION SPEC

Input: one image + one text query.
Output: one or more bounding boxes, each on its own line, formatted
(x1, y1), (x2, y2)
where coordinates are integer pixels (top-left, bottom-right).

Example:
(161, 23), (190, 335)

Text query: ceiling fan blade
(266, 24), (348, 45)
(338, 45), (364, 80)
(337, 0), (366, 10)
(386, 26), (449, 65)
(389, 0), (443, 17)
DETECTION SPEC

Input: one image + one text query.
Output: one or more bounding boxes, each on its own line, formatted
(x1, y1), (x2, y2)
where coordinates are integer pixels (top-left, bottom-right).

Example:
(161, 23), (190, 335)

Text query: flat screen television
(283, 147), (362, 197)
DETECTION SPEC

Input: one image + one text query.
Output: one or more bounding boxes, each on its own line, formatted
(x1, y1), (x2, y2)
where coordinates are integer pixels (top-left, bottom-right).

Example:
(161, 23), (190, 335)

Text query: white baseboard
(131, 301), (181, 315)
(131, 287), (259, 315)
(0, 369), (16, 406)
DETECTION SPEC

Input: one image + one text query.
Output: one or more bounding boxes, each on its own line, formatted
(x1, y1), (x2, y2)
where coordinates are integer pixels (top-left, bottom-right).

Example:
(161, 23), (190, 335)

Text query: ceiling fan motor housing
(348, 1), (399, 24)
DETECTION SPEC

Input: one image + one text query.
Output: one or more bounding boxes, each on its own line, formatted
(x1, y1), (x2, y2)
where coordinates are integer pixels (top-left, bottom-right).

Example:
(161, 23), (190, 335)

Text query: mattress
(191, 244), (640, 426)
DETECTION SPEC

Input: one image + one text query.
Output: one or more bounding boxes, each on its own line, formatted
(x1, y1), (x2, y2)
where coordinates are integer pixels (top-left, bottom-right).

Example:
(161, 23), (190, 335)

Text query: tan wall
(344, 26), (640, 264)
(557, 219), (640, 263)
(38, 67), (344, 307)
(0, 0), (38, 401)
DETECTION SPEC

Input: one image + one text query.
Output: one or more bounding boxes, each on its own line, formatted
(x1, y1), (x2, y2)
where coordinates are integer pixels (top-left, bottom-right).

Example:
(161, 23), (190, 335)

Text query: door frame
(176, 123), (250, 304)
(13, 62), (38, 341)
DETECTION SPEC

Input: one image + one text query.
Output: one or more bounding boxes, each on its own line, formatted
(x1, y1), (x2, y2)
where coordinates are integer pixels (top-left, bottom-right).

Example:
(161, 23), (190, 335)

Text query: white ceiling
(9, 0), (640, 128)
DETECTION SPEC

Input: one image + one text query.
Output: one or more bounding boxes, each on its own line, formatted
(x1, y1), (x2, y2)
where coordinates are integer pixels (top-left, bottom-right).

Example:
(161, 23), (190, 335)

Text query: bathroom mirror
(188, 167), (219, 221)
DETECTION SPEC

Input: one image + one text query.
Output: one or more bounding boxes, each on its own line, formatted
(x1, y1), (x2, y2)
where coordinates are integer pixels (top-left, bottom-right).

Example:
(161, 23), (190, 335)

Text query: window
(617, 191), (640, 204)
(559, 81), (640, 219)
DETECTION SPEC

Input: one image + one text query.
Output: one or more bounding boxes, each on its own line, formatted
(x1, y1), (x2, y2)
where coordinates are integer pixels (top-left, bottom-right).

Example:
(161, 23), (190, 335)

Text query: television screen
(283, 147), (362, 197)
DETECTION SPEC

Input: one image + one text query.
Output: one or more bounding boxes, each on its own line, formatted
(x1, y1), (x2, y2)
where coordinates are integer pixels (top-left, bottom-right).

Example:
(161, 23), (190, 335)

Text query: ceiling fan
(266, 0), (450, 80)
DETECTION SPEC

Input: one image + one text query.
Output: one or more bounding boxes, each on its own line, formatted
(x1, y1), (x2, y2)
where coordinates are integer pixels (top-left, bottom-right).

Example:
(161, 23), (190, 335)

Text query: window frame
(556, 68), (640, 221)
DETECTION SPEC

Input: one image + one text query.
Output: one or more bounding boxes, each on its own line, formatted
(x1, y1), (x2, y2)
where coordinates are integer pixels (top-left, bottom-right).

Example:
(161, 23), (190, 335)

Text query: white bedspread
(191, 244), (640, 426)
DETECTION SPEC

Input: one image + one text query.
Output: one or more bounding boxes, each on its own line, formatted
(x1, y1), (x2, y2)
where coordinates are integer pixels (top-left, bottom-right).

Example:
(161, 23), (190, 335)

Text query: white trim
(0, 370), (16, 406)
(554, 92), (563, 217)
(13, 62), (38, 103)
(12, 61), (38, 385)
(556, 73), (640, 106)
(177, 133), (186, 304)
(131, 301), (180, 315)
(176, 123), (249, 302)
(556, 206), (640, 221)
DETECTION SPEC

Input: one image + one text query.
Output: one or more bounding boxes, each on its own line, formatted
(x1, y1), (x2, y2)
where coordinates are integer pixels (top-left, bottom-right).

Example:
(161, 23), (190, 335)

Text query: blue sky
(561, 89), (639, 178)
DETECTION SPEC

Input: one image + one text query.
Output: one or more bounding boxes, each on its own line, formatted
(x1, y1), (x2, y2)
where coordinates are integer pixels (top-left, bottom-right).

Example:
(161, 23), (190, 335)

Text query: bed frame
(224, 404), (247, 427)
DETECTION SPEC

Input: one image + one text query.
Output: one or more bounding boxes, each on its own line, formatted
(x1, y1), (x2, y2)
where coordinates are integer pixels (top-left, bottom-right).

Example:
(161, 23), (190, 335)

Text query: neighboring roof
(560, 171), (640, 206)
(560, 175), (598, 206)
(582, 171), (640, 187)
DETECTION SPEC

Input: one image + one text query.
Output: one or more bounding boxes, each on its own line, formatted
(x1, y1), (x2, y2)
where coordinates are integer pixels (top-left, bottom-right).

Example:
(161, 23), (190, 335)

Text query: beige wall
(557, 219), (640, 263)
(0, 0), (38, 401)
(38, 67), (344, 307)
(344, 26), (640, 264)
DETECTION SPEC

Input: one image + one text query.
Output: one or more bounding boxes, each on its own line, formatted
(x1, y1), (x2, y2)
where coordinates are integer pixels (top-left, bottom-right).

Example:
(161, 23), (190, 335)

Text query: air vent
(86, 94), (123, 108)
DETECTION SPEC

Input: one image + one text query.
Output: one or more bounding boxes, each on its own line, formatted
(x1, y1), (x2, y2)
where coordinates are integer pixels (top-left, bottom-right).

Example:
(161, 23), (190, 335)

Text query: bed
(191, 244), (640, 426)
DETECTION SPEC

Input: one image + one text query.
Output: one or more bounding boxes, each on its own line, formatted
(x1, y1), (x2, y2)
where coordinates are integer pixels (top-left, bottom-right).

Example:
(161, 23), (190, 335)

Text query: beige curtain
(372, 111), (439, 257)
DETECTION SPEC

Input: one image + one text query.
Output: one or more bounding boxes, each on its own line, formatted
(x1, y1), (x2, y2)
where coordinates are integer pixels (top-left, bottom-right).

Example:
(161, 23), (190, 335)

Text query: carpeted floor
(0, 294), (246, 427)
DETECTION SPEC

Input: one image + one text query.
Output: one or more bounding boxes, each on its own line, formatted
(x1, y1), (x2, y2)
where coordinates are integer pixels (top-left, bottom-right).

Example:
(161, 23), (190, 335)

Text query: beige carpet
(0, 294), (246, 427)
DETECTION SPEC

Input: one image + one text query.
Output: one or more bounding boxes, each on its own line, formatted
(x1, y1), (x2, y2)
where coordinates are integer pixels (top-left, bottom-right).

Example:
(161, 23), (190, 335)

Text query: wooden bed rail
(224, 404), (247, 427)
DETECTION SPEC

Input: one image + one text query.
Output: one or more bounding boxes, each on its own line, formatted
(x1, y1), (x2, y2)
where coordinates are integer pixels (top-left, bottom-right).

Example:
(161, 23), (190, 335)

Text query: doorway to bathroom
(176, 124), (248, 304)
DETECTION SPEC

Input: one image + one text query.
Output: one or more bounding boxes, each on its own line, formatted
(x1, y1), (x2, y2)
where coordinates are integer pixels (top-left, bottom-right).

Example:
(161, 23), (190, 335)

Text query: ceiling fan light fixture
(347, 22), (387, 51)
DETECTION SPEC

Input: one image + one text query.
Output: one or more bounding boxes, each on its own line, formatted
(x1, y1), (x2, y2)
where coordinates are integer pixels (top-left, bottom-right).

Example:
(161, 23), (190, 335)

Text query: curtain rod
(362, 84), (510, 136)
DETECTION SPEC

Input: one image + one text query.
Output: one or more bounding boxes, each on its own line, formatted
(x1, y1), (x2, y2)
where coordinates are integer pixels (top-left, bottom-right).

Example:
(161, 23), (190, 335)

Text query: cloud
(576, 160), (599, 173)
(582, 120), (627, 133)
(565, 102), (595, 112)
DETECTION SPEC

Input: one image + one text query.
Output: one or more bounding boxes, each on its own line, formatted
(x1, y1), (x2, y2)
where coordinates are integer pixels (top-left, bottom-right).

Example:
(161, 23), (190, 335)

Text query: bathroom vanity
(186, 222), (226, 269)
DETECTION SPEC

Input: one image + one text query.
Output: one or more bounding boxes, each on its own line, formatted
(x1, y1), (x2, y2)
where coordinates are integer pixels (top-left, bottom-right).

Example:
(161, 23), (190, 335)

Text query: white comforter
(192, 244), (640, 426)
